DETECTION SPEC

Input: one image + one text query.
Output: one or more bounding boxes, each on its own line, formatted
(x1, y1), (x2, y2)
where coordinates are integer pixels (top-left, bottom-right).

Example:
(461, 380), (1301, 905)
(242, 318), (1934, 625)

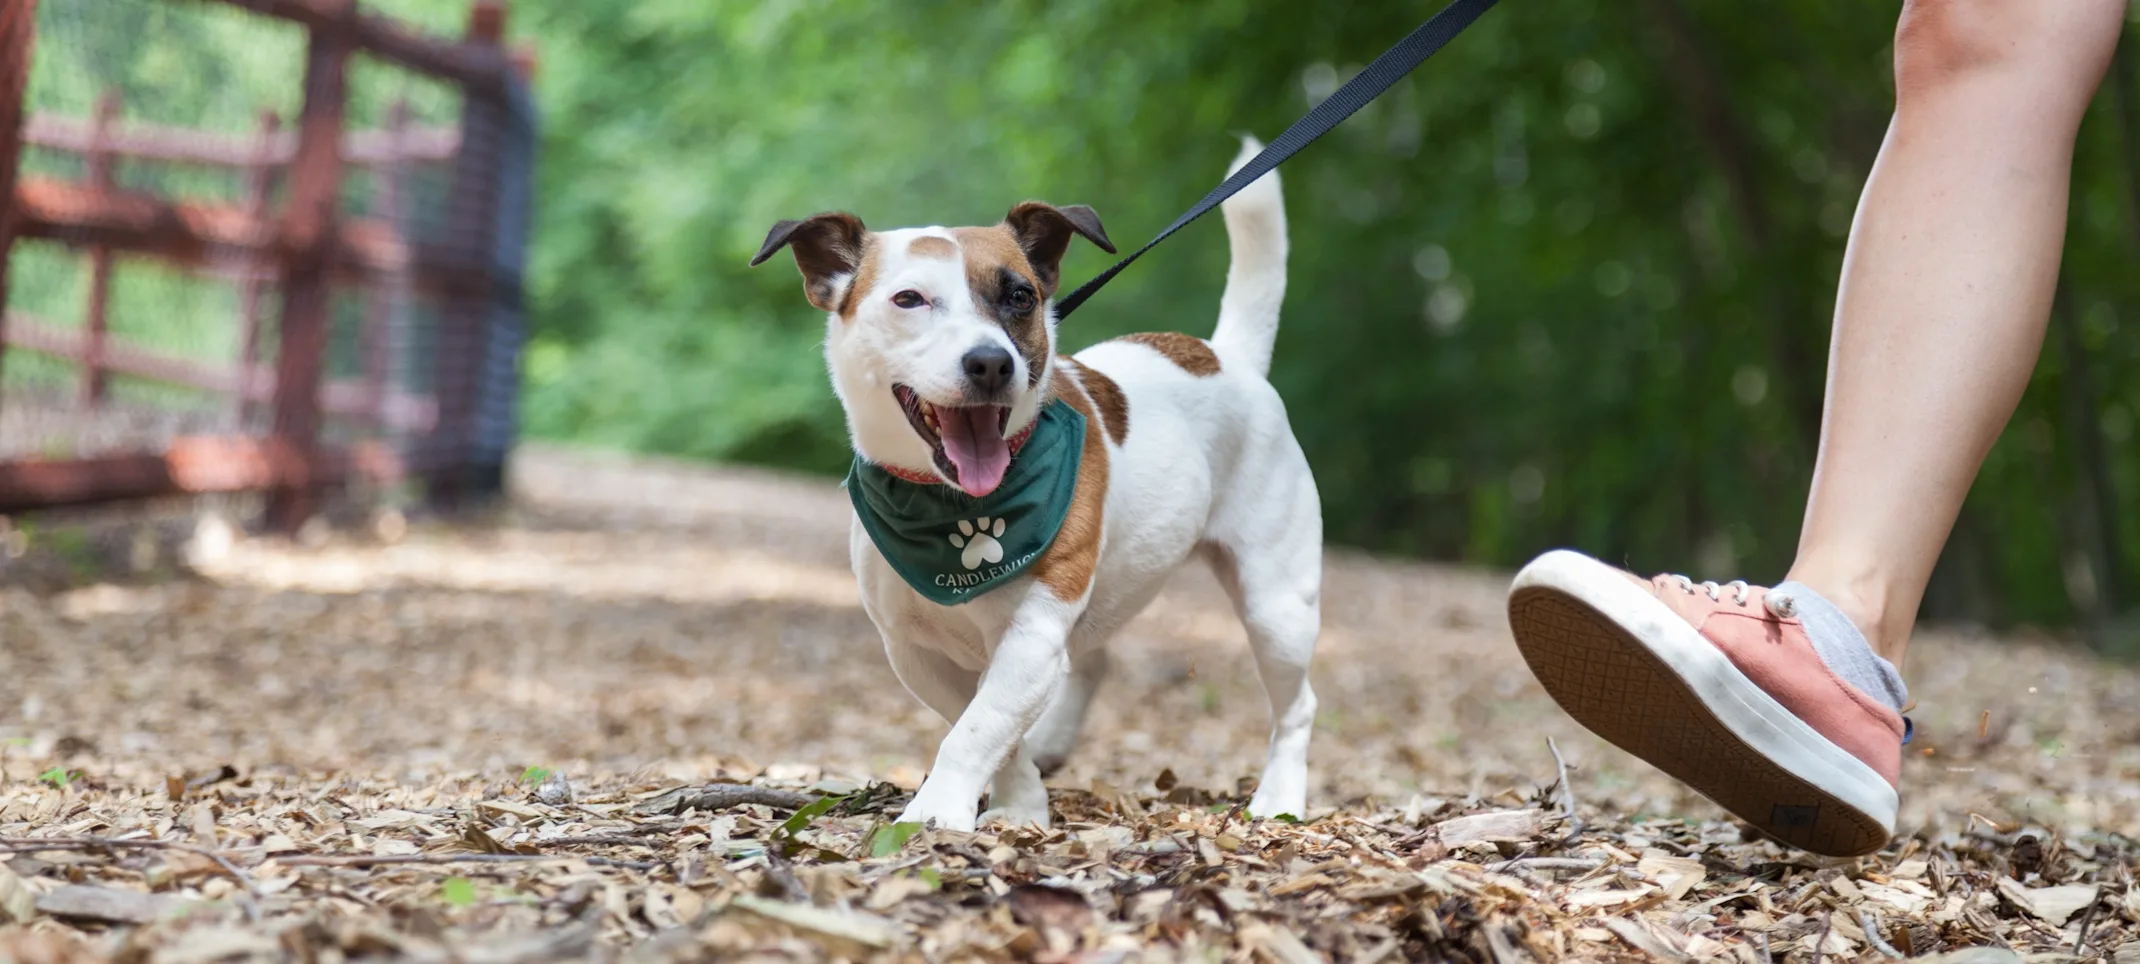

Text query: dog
(751, 137), (1322, 832)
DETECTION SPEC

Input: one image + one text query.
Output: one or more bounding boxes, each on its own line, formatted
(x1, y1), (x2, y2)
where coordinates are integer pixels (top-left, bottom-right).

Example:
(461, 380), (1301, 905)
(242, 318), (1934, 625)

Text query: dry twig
(1484, 856), (1601, 874)
(0, 835), (262, 901)
(648, 783), (817, 814)
(1858, 909), (1903, 960)
(2073, 886), (2105, 955)
(535, 833), (664, 848)
(1546, 737), (1583, 846)
(277, 852), (658, 871)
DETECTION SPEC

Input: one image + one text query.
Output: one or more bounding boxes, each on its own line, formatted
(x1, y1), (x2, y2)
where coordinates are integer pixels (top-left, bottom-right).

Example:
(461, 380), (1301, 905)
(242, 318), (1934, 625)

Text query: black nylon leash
(1053, 0), (1501, 320)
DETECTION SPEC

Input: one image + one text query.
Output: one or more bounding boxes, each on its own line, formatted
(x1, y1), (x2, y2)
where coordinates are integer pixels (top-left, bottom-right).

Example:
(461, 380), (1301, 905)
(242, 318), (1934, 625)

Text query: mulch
(1, 447), (2135, 962)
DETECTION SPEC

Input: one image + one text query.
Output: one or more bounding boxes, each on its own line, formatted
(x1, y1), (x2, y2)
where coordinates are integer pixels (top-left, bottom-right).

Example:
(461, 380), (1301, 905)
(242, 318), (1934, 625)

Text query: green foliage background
(24, 0), (2140, 630)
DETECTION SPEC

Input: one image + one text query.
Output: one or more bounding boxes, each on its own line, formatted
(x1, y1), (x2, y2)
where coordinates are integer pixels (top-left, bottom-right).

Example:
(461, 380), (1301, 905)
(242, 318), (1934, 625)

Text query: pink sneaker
(1507, 550), (1904, 857)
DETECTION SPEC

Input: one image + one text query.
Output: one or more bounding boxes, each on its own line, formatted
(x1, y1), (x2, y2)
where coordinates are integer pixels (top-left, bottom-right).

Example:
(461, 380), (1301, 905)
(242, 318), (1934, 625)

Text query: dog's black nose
(962, 344), (1017, 396)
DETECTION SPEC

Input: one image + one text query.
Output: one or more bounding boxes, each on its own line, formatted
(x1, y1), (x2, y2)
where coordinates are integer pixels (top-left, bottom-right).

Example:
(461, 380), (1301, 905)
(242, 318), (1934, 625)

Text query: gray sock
(1773, 581), (1908, 713)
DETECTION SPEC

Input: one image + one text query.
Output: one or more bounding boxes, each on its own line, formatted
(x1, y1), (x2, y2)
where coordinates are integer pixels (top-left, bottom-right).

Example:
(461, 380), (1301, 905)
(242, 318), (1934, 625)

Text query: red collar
(879, 417), (1040, 485)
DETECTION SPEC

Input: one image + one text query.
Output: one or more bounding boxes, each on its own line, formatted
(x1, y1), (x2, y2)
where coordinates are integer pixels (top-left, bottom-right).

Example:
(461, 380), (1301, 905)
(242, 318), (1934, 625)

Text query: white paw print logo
(948, 516), (1006, 570)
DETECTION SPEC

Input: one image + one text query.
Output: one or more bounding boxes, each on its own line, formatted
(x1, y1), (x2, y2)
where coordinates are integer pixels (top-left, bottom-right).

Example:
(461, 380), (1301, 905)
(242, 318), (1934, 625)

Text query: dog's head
(753, 203), (1114, 497)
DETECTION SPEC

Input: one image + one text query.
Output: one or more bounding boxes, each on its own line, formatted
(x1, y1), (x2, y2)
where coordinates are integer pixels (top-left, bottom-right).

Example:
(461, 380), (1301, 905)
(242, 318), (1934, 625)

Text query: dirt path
(3, 446), (2137, 961)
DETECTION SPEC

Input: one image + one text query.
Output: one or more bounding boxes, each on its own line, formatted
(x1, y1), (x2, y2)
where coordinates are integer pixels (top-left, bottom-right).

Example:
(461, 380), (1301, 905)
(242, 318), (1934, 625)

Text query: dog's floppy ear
(751, 212), (869, 312)
(1003, 202), (1115, 296)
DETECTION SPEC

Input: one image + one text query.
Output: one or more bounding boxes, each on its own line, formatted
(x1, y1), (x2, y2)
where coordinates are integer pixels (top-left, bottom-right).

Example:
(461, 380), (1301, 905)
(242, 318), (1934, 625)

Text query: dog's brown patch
(1117, 332), (1221, 376)
(1060, 357), (1129, 445)
(833, 236), (882, 320)
(1031, 367), (1109, 602)
(906, 235), (957, 259)
(952, 224), (1050, 386)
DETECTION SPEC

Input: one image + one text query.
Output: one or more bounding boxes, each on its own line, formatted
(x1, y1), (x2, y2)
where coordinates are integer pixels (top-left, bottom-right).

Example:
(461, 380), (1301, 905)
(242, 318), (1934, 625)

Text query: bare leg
(1785, 0), (2125, 665)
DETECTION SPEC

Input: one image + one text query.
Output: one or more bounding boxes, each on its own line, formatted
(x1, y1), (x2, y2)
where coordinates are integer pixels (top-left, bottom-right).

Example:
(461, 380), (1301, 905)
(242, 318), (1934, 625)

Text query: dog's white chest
(850, 519), (1021, 671)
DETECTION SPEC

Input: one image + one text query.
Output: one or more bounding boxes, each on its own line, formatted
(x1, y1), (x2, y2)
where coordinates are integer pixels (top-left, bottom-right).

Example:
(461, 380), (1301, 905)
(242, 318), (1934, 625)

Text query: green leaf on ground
(774, 793), (843, 840)
(868, 821), (924, 857)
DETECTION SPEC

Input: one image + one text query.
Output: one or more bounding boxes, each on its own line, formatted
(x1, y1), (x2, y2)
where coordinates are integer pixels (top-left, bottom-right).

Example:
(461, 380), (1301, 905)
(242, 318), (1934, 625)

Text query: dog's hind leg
(1203, 530), (1321, 820)
(1024, 645), (1109, 776)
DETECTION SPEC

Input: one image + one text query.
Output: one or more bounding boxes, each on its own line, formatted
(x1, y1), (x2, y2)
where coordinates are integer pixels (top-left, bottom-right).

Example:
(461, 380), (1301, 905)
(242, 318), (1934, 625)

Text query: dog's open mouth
(894, 384), (1011, 497)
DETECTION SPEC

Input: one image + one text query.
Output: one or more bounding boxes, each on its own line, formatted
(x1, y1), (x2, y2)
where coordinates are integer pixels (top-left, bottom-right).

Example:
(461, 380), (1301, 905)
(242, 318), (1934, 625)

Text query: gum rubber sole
(1509, 586), (1891, 857)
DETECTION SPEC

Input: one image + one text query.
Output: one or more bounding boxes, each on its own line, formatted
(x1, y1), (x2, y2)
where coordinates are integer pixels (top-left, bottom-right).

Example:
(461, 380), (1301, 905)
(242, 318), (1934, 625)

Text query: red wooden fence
(0, 0), (536, 531)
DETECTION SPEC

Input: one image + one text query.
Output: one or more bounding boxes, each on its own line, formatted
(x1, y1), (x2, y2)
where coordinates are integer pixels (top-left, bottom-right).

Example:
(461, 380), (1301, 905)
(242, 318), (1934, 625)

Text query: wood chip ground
(2, 447), (2137, 962)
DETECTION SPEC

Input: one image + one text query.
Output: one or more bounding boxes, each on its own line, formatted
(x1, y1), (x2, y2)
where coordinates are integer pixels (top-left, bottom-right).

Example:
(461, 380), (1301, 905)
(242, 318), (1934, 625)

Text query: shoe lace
(1667, 574), (1796, 618)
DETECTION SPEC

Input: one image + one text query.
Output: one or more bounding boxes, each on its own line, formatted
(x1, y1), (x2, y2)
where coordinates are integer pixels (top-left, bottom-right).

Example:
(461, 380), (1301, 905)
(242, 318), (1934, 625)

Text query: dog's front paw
(1246, 785), (1307, 823)
(896, 788), (978, 833)
(978, 803), (1051, 830)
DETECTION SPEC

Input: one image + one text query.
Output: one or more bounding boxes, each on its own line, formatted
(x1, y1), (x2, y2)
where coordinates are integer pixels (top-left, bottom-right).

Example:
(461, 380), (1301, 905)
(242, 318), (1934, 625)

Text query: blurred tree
(24, 0), (2140, 635)
(505, 0), (2140, 633)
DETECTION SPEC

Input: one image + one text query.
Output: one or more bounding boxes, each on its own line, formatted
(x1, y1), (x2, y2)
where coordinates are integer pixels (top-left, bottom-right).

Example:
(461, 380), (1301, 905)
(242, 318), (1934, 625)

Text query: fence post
(364, 98), (410, 433)
(263, 0), (354, 535)
(0, 0), (38, 421)
(235, 109), (281, 430)
(425, 0), (505, 512)
(80, 87), (121, 410)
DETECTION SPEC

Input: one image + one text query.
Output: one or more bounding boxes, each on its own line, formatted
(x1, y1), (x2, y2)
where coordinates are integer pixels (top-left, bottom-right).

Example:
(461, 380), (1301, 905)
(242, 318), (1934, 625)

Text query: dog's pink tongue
(938, 405), (1010, 496)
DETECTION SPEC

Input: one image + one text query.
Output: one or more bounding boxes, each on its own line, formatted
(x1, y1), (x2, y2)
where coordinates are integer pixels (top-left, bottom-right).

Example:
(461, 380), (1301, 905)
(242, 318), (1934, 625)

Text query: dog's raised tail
(1211, 135), (1289, 378)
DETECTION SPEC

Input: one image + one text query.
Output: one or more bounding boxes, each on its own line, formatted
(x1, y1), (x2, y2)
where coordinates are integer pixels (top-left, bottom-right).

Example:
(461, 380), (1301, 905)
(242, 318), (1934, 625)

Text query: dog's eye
(1008, 288), (1036, 314)
(891, 290), (928, 310)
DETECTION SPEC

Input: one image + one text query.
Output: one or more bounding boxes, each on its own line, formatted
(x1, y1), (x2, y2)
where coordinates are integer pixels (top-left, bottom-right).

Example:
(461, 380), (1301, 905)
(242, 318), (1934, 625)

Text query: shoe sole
(1508, 550), (1897, 857)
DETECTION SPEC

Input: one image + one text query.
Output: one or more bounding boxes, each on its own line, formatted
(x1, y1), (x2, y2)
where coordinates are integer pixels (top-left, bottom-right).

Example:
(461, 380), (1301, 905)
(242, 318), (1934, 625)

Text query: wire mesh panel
(6, 0), (301, 460)
(0, 0), (535, 527)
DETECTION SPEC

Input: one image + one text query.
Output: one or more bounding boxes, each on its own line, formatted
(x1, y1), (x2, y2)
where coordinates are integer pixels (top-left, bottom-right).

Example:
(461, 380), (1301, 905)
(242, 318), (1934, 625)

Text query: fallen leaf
(156, 926), (279, 964)
(188, 803), (217, 845)
(727, 895), (899, 950)
(351, 809), (436, 831)
(1602, 917), (1686, 961)
(642, 885), (681, 929)
(1857, 880), (1932, 916)
(1239, 921), (1320, 964)
(1005, 883), (1093, 937)
(1910, 950), (2024, 964)
(1268, 873), (1335, 896)
(0, 863), (35, 923)
(867, 821), (923, 857)
(1430, 809), (1543, 847)
(865, 874), (937, 911)
(1996, 878), (2098, 926)
(1337, 874), (1426, 902)
(1637, 852), (1706, 901)
(478, 799), (551, 821)
(1566, 887), (1654, 909)
(36, 885), (181, 924)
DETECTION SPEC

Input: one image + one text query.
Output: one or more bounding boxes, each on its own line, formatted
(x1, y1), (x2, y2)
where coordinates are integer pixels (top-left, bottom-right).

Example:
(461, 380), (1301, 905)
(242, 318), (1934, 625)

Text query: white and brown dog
(752, 139), (1321, 831)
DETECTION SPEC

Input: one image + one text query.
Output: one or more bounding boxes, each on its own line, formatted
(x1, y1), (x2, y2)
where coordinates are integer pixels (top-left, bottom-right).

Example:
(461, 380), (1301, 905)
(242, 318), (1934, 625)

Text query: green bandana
(847, 401), (1086, 605)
